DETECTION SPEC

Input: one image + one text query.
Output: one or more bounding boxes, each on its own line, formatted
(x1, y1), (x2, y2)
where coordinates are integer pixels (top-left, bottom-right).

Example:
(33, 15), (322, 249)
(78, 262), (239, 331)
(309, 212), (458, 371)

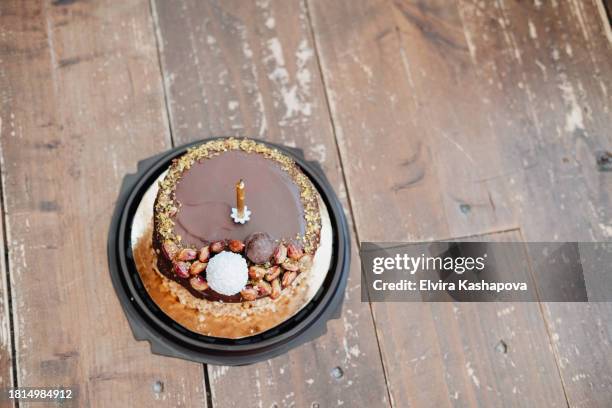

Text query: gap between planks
(302, 0), (396, 406)
(149, 0), (177, 150)
(147, 1), (212, 407)
(517, 227), (571, 408)
(0, 138), (19, 406)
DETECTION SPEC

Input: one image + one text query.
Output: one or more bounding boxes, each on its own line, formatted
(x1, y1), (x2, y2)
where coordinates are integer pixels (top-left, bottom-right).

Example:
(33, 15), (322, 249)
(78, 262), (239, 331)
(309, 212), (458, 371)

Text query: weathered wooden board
(457, 0), (612, 406)
(456, 0), (612, 243)
(0, 196), (14, 406)
(0, 0), (609, 406)
(542, 302), (612, 408)
(308, 0), (578, 405)
(0, 1), (206, 406)
(152, 0), (390, 406)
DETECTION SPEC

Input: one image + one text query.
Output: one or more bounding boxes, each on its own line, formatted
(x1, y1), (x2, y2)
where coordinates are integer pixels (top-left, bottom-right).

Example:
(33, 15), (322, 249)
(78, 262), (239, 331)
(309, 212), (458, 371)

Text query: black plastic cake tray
(107, 138), (350, 366)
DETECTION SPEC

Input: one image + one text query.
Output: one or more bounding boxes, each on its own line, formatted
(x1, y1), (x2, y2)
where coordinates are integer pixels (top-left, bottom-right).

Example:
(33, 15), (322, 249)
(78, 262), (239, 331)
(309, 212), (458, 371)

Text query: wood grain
(457, 0), (612, 406)
(542, 302), (612, 408)
(0, 1), (206, 406)
(308, 0), (580, 405)
(151, 0), (390, 406)
(456, 0), (612, 243)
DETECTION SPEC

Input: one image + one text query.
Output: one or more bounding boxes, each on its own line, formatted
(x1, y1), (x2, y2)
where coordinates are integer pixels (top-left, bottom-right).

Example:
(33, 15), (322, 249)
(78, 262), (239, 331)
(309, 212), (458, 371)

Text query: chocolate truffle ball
(244, 232), (275, 264)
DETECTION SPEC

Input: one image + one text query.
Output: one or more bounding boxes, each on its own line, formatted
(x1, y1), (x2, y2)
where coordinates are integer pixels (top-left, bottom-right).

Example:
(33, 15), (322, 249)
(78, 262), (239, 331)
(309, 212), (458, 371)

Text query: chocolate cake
(152, 138), (322, 304)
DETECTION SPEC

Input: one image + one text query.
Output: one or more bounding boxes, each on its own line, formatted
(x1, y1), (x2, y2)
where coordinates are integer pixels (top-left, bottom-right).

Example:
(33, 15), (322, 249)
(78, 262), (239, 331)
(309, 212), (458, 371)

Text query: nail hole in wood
(152, 380), (164, 393)
(331, 366), (344, 379)
(495, 340), (508, 354)
(595, 150), (612, 171)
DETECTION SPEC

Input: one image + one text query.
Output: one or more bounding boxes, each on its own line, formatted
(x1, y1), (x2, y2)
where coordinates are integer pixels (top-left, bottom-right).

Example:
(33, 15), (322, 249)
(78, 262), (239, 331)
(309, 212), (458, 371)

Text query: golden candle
(236, 179), (245, 216)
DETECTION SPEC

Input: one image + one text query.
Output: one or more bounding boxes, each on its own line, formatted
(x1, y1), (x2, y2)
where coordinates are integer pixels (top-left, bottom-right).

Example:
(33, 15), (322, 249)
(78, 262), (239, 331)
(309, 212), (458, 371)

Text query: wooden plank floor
(0, 0), (610, 407)
(0, 1), (207, 407)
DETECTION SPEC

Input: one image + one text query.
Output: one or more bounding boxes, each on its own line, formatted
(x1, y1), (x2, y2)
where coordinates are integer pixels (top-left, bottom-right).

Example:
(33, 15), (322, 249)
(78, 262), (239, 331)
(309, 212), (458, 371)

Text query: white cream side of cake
(130, 170), (334, 318)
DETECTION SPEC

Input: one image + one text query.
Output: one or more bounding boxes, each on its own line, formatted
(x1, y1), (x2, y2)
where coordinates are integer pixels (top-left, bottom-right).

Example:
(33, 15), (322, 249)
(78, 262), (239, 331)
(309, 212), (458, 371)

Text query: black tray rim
(108, 137), (350, 362)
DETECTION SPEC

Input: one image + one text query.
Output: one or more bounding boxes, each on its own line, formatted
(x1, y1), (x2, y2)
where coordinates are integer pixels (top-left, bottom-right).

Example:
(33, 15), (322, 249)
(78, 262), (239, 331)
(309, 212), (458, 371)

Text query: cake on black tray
(153, 138), (322, 303)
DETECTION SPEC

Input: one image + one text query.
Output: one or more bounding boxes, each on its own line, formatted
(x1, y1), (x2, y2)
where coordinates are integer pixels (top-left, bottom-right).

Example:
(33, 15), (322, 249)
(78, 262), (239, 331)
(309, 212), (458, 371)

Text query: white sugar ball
(206, 251), (248, 296)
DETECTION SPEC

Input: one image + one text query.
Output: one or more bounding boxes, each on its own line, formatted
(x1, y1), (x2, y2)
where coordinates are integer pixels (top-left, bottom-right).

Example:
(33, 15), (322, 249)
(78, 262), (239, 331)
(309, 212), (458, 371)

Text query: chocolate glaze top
(153, 138), (322, 303)
(173, 150), (305, 247)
